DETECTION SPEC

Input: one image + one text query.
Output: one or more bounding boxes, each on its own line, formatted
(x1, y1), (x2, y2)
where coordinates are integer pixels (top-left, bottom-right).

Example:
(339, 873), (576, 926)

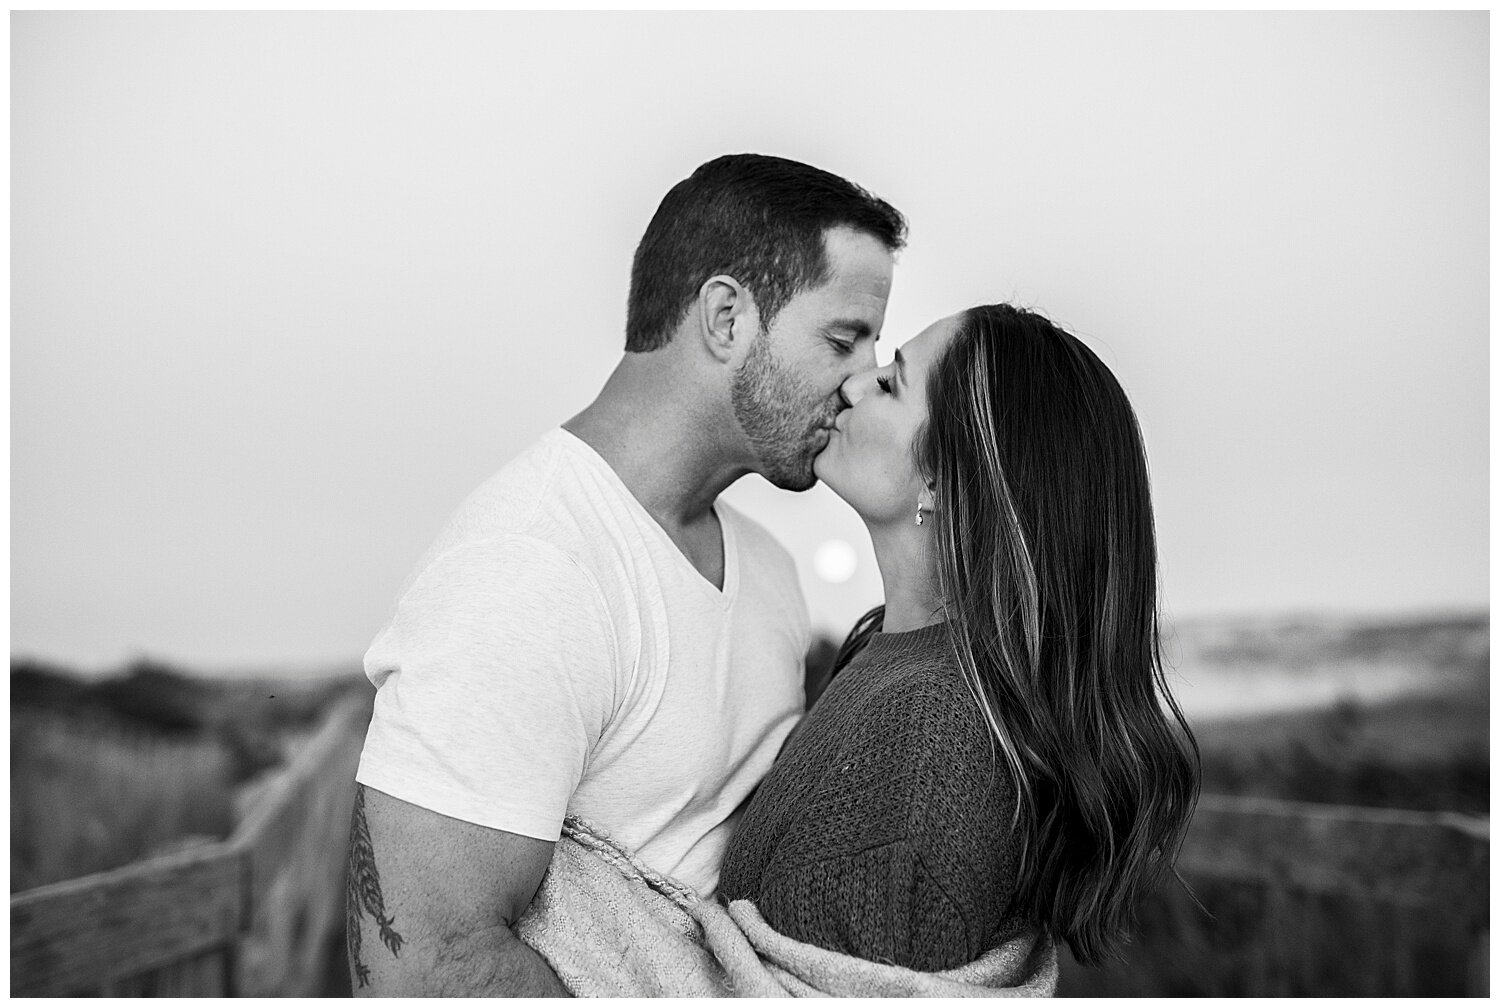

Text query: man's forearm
(347, 784), (569, 996)
(352, 919), (570, 997)
(454, 924), (571, 997)
(428, 923), (571, 997)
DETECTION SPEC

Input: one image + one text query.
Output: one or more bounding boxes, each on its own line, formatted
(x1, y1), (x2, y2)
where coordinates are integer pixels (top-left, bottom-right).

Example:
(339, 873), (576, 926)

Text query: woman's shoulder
(837, 637), (1019, 814)
(831, 630), (981, 733)
(809, 643), (1001, 796)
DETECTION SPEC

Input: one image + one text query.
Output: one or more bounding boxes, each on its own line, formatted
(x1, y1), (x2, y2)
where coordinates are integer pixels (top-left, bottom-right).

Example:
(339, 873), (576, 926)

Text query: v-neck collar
(551, 428), (740, 606)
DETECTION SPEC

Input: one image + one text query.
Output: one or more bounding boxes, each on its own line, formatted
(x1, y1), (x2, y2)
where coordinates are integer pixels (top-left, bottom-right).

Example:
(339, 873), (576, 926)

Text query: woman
(718, 303), (1201, 972)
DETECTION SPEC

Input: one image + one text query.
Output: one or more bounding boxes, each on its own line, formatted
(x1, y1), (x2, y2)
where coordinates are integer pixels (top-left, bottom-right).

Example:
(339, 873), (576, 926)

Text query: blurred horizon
(11, 608), (1488, 718)
(11, 12), (1488, 672)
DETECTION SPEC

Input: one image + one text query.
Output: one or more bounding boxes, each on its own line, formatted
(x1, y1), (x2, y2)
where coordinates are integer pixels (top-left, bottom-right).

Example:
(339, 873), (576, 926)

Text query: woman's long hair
(843, 303), (1199, 965)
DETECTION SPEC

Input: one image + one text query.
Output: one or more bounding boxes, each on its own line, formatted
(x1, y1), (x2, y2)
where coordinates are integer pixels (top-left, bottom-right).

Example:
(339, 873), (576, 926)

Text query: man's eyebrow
(895, 348), (907, 386)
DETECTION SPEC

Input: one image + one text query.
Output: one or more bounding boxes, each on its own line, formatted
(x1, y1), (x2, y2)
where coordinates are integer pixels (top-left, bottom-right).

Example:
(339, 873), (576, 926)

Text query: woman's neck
(867, 522), (944, 633)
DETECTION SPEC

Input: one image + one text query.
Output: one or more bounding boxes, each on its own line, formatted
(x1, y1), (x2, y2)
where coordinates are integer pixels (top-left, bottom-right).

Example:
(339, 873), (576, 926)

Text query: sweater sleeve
(748, 673), (1023, 971)
(754, 839), (978, 970)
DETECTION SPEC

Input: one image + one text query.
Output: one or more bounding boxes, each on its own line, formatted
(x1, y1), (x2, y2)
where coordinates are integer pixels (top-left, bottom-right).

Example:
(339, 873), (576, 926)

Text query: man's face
(730, 227), (895, 491)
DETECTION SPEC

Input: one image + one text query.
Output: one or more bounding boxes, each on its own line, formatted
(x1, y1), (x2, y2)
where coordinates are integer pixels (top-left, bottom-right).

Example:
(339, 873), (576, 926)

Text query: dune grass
(10, 659), (369, 893)
(10, 710), (236, 892)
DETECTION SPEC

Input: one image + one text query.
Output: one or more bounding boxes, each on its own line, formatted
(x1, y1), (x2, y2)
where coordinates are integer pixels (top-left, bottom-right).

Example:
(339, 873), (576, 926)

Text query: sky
(10, 11), (1489, 672)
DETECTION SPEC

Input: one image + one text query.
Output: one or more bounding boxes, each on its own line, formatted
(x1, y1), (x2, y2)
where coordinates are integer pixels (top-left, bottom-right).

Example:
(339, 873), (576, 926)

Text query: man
(346, 153), (906, 996)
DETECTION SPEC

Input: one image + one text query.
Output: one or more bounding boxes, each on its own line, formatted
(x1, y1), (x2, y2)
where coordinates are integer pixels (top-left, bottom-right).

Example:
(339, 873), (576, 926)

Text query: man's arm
(346, 783), (570, 996)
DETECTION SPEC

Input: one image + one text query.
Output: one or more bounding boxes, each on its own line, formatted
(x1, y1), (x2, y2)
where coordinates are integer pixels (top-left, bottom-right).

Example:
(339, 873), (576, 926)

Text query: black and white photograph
(10, 10), (1489, 997)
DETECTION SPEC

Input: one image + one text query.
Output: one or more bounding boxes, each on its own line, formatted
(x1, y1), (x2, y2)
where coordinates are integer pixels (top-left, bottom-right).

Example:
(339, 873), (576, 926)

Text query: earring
(914, 505), (925, 527)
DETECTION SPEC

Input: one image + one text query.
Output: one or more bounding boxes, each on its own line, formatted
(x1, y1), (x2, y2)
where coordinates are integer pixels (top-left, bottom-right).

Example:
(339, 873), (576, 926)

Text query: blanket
(513, 816), (1058, 997)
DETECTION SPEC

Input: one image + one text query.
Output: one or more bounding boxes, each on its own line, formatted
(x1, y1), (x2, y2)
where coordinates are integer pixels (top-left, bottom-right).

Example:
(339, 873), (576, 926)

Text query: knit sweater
(717, 621), (1029, 972)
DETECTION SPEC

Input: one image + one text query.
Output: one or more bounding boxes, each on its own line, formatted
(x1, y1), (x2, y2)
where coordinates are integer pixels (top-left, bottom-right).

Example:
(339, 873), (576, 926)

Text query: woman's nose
(840, 368), (878, 406)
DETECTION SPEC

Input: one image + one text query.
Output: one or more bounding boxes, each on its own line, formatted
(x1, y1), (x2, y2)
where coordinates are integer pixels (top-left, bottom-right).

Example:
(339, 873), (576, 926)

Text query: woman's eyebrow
(894, 348), (907, 386)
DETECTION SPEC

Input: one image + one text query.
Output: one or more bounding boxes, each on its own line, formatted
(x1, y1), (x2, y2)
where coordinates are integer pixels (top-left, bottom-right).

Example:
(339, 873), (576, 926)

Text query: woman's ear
(918, 483), (937, 515)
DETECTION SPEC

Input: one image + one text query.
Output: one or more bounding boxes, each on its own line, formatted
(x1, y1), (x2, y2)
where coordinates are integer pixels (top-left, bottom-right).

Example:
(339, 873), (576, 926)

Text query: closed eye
(876, 374), (893, 394)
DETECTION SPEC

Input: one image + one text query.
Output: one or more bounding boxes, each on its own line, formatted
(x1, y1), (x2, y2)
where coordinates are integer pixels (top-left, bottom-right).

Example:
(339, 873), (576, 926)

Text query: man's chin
(766, 469), (818, 493)
(762, 454), (819, 493)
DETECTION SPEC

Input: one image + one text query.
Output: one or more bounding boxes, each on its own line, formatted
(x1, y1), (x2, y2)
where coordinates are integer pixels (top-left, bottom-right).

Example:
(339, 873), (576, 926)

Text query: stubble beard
(730, 333), (835, 492)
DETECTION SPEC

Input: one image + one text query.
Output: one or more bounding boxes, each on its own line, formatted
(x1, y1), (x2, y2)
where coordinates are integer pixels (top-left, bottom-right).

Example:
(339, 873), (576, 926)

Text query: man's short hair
(624, 154), (908, 353)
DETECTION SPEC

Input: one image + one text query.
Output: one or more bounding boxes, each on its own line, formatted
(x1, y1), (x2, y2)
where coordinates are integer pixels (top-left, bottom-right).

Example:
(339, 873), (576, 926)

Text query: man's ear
(698, 275), (758, 364)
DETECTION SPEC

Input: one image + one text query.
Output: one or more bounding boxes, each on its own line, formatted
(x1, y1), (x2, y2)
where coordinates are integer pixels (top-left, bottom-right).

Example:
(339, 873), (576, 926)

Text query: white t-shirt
(356, 428), (809, 896)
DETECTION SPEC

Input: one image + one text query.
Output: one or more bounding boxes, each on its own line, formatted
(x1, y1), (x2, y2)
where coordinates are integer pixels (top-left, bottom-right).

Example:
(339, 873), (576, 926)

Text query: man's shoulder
(381, 432), (615, 604)
(453, 429), (579, 532)
(435, 430), (630, 561)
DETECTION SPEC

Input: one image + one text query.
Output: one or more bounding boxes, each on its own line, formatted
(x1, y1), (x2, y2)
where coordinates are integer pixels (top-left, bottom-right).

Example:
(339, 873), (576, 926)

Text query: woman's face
(814, 313), (962, 526)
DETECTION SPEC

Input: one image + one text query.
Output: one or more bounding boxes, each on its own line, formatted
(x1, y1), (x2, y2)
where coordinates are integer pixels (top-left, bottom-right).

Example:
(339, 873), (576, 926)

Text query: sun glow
(813, 539), (858, 584)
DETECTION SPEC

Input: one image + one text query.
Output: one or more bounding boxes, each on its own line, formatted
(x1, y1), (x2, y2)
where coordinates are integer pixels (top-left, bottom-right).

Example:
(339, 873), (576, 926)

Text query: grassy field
(11, 711), (235, 892)
(1195, 689), (1487, 814)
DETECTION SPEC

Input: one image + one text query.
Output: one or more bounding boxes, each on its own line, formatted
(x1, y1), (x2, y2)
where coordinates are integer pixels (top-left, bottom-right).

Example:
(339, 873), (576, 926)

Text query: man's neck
(563, 354), (749, 532)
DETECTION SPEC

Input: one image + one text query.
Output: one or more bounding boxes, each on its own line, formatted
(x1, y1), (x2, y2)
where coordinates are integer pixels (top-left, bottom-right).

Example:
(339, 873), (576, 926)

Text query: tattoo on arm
(346, 784), (405, 988)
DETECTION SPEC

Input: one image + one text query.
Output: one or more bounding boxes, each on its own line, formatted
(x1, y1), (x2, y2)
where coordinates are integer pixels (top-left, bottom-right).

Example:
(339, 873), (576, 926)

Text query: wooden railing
(10, 691), (372, 996)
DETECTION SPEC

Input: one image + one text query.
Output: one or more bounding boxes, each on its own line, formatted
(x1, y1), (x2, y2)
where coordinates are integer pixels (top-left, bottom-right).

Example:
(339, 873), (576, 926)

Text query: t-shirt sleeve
(355, 535), (616, 842)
